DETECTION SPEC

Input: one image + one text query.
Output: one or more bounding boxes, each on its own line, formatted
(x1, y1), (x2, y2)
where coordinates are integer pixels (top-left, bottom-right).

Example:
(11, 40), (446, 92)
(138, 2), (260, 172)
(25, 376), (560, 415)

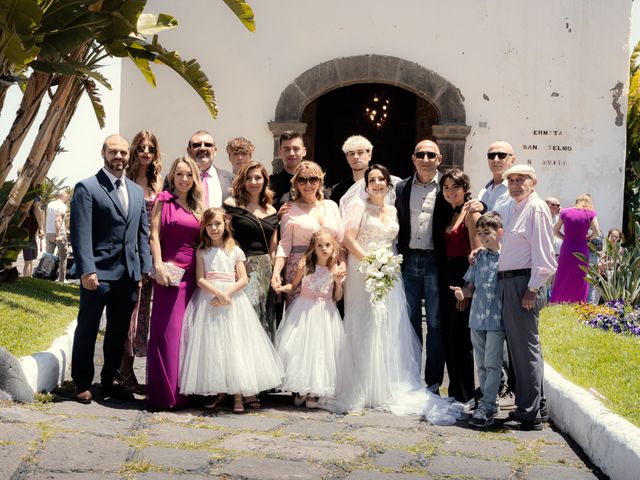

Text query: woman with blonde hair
(271, 161), (344, 306)
(146, 156), (204, 409)
(120, 130), (163, 392)
(550, 193), (600, 303)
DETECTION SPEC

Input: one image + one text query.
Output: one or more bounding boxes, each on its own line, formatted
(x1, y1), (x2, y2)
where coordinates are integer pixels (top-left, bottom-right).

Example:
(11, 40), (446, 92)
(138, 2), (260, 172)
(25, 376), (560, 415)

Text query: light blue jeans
(471, 328), (506, 413)
(401, 251), (443, 388)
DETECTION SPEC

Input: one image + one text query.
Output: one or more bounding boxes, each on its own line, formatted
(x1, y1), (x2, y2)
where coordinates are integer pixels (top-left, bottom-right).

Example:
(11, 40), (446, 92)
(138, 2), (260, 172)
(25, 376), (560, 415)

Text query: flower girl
(275, 229), (346, 408)
(179, 208), (283, 413)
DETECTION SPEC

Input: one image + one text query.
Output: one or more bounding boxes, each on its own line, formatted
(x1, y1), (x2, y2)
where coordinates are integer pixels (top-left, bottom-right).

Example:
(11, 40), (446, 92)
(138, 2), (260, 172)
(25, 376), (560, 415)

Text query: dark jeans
(401, 251), (444, 388)
(72, 275), (137, 390)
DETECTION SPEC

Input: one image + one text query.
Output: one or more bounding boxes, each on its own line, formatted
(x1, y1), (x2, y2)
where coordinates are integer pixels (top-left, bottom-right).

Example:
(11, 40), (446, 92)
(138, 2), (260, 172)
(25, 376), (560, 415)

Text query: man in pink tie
(186, 130), (234, 208)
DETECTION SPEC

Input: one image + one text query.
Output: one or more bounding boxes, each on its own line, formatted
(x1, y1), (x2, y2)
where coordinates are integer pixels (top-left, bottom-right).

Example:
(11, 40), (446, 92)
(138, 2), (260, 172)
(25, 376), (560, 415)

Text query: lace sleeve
(342, 196), (366, 233)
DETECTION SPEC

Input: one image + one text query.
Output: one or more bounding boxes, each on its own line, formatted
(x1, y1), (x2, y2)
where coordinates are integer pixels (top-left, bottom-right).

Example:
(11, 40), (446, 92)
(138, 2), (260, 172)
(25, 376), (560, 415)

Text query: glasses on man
(136, 144), (157, 154)
(487, 152), (513, 160)
(191, 142), (214, 148)
(547, 203), (560, 207)
(414, 151), (439, 160)
(296, 176), (320, 185)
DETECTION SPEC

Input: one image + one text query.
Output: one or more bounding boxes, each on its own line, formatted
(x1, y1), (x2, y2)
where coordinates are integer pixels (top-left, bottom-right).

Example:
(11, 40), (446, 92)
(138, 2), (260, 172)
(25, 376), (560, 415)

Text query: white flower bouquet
(358, 243), (403, 306)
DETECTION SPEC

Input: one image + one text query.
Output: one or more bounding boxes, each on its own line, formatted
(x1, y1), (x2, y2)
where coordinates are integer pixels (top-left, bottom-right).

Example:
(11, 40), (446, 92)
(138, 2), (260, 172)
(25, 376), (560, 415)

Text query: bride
(321, 164), (465, 424)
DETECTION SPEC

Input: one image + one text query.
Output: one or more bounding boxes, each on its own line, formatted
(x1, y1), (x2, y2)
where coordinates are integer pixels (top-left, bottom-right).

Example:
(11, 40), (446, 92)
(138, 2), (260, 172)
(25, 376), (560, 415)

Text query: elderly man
(544, 197), (562, 256)
(187, 130), (234, 207)
(269, 130), (306, 210)
(226, 136), (255, 175)
(498, 164), (556, 431)
(330, 135), (373, 204)
(478, 141), (515, 225)
(45, 190), (69, 283)
(70, 135), (152, 404)
(395, 140), (445, 392)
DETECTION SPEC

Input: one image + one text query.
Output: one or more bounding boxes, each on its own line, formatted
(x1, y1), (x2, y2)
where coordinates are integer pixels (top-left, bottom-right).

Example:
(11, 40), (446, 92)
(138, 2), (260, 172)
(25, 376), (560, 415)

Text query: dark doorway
(301, 83), (439, 189)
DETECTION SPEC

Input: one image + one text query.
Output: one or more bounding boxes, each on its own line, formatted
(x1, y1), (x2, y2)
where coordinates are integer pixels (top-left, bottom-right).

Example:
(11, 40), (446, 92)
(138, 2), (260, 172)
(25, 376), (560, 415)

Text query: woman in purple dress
(146, 156), (203, 409)
(121, 130), (163, 392)
(550, 193), (600, 303)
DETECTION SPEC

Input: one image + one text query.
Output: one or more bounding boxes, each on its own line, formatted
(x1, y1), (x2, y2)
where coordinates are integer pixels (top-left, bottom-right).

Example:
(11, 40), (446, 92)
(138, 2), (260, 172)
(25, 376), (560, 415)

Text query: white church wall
(119, 0), (632, 231)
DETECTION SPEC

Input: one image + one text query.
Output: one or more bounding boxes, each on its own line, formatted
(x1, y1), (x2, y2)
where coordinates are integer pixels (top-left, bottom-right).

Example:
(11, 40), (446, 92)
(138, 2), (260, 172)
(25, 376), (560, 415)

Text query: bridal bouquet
(358, 243), (403, 306)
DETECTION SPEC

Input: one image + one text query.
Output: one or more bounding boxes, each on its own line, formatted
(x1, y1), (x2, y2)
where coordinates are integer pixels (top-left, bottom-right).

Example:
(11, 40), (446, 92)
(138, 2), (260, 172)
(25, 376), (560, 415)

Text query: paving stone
(372, 449), (415, 469)
(0, 405), (57, 424)
(527, 464), (600, 479)
(136, 473), (205, 480)
(348, 427), (428, 446)
(0, 443), (29, 479)
(140, 445), (210, 471)
(220, 432), (364, 462)
(427, 454), (512, 478)
(36, 432), (130, 471)
(281, 419), (346, 439)
(49, 400), (143, 420)
(146, 422), (225, 444)
(428, 422), (514, 439)
(510, 426), (567, 443)
(438, 437), (517, 457)
(199, 412), (285, 432)
(339, 410), (423, 429)
(344, 471), (428, 480)
(29, 473), (120, 479)
(0, 422), (40, 442)
(220, 456), (329, 479)
(259, 405), (335, 421)
(538, 443), (586, 465)
(54, 416), (132, 437)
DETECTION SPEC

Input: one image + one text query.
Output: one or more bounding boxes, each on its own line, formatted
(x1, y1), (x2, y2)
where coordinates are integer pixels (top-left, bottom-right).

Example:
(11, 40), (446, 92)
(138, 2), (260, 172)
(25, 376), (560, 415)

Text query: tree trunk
(0, 86), (8, 115)
(0, 72), (53, 186)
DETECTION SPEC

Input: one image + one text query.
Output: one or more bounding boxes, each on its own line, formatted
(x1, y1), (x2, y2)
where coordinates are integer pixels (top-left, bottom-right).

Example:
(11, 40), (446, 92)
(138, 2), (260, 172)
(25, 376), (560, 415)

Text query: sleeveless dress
(146, 191), (199, 410)
(275, 266), (345, 397)
(439, 220), (475, 404)
(550, 208), (597, 303)
(322, 201), (466, 424)
(179, 246), (284, 396)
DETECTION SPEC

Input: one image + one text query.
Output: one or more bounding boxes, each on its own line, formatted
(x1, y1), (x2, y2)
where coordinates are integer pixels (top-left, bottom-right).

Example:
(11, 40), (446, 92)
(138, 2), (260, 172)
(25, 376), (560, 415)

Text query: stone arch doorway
(269, 54), (472, 179)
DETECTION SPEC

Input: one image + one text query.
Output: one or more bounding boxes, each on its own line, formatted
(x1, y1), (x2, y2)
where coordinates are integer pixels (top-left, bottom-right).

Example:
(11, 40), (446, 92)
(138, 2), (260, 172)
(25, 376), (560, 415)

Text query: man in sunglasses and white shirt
(395, 140), (446, 394)
(478, 141), (516, 226)
(187, 130), (234, 207)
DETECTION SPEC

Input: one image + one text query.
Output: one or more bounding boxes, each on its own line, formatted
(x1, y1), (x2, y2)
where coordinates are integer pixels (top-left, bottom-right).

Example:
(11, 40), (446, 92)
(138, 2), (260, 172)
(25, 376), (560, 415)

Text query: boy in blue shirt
(450, 212), (504, 428)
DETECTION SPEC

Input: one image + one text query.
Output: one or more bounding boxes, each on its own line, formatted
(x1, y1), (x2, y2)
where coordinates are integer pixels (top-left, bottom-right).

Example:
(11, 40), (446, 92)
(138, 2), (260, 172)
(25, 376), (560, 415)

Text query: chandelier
(364, 94), (390, 129)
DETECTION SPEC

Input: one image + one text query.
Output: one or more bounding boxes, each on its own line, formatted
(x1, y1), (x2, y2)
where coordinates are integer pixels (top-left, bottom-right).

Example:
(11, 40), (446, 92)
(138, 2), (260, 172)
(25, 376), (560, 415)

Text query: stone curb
(545, 362), (640, 480)
(19, 319), (76, 393)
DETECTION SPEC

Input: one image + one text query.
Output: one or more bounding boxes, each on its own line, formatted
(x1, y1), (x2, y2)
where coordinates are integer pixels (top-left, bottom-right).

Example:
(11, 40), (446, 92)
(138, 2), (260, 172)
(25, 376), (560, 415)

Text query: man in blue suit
(70, 134), (152, 404)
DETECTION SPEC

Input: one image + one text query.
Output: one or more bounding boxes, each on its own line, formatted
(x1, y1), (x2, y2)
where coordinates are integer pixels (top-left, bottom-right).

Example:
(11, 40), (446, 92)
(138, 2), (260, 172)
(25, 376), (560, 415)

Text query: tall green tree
(625, 40), (640, 243)
(0, 0), (254, 265)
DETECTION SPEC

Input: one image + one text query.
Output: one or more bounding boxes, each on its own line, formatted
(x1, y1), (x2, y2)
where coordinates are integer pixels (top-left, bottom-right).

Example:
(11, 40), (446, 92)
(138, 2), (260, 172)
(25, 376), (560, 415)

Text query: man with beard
(187, 130), (234, 207)
(70, 134), (151, 404)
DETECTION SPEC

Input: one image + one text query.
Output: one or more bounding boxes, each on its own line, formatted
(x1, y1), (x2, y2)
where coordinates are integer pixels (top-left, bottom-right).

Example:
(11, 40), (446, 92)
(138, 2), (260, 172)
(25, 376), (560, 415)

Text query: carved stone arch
(269, 54), (471, 170)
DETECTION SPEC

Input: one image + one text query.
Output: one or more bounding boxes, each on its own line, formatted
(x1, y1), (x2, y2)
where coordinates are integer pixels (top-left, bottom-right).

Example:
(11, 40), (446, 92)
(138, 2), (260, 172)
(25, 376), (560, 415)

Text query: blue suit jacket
(70, 169), (151, 282)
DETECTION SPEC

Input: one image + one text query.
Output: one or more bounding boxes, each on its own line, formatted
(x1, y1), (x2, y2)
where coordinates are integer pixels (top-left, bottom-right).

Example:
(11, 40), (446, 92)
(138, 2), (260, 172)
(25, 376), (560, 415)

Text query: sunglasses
(136, 144), (157, 154)
(296, 176), (320, 185)
(487, 152), (513, 160)
(547, 203), (560, 207)
(191, 142), (214, 148)
(414, 151), (439, 160)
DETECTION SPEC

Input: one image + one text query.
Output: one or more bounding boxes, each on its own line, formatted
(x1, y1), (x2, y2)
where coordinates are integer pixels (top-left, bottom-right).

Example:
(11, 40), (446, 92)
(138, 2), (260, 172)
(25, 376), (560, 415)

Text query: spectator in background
(45, 190), (69, 283)
(20, 195), (44, 277)
(550, 193), (600, 304)
(226, 137), (255, 175)
(544, 197), (562, 257)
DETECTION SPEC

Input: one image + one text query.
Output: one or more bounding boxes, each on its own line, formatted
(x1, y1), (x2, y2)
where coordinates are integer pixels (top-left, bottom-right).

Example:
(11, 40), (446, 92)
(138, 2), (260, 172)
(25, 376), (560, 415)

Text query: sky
(1, 3), (640, 188)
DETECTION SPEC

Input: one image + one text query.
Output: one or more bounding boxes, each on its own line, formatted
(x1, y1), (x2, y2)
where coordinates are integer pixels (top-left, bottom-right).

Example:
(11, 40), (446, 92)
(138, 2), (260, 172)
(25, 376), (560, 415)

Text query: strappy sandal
(233, 394), (245, 414)
(204, 393), (226, 409)
(244, 395), (261, 410)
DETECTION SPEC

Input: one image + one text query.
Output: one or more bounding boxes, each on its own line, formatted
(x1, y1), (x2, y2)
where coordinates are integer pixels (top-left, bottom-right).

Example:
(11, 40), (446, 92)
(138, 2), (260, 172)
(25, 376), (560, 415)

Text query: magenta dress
(146, 191), (200, 409)
(550, 207), (596, 303)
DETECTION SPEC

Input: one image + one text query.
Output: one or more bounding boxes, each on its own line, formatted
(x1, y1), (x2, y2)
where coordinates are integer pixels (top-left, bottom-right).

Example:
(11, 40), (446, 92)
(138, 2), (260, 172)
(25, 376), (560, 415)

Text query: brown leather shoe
(75, 389), (93, 404)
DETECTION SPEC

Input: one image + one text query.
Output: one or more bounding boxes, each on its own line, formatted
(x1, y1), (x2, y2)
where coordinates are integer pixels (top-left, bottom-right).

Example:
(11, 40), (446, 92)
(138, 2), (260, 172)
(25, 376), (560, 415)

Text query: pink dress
(276, 200), (343, 304)
(146, 191), (200, 409)
(550, 207), (596, 303)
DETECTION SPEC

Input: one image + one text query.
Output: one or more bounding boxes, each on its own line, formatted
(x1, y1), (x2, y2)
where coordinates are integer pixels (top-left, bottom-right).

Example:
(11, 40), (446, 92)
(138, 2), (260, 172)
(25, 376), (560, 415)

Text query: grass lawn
(0, 277), (79, 358)
(540, 303), (640, 428)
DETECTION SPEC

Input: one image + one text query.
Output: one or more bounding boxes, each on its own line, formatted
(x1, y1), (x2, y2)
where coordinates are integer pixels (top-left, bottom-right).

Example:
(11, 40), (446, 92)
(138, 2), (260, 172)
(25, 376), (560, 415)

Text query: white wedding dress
(321, 199), (465, 424)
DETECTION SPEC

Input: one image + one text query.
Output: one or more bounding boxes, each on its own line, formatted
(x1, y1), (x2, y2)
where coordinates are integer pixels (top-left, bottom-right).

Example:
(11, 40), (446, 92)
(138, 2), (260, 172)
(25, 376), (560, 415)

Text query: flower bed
(574, 301), (640, 336)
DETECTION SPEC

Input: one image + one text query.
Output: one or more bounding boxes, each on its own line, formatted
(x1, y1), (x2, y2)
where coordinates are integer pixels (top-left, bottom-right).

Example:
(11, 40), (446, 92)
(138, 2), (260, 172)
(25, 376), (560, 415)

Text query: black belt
(497, 268), (531, 280)
(408, 249), (434, 256)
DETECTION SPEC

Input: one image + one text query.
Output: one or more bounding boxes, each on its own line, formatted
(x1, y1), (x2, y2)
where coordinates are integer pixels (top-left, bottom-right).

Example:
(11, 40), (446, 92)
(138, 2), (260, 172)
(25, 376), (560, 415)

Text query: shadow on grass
(0, 277), (79, 308)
